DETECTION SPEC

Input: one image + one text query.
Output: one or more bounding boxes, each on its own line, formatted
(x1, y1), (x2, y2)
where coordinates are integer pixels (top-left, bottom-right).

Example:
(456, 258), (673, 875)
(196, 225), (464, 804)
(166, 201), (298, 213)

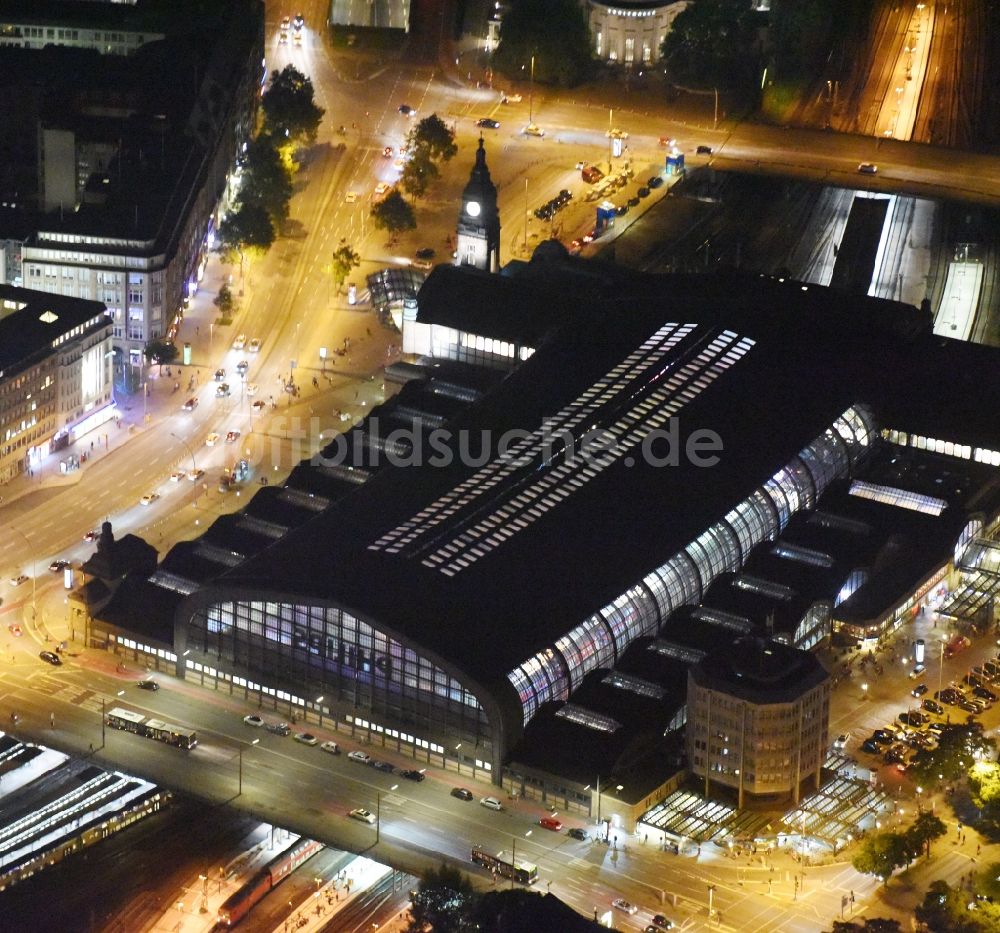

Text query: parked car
(873, 728), (895, 743)
(480, 796), (503, 811)
(638, 186), (651, 198)
(400, 769), (425, 782)
(40, 650), (62, 666)
(266, 722), (291, 736)
(415, 247), (436, 260)
(861, 738), (881, 754)
(972, 685), (997, 702)
(294, 732), (318, 746)
(922, 698), (944, 715)
(136, 680), (159, 691)
(370, 760), (395, 773)
(348, 750), (371, 764)
(350, 807), (376, 824)
(648, 175), (664, 188)
(451, 787), (474, 801)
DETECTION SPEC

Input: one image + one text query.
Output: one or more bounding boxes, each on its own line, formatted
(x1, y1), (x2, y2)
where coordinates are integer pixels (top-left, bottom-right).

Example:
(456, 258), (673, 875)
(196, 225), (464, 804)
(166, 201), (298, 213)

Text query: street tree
(407, 114), (457, 163)
(904, 810), (947, 861)
(492, 0), (593, 87)
(400, 148), (440, 199)
(660, 0), (761, 89)
(370, 190), (416, 244)
(213, 283), (235, 317)
(909, 725), (996, 786)
(406, 864), (477, 933)
(216, 202), (275, 261)
(261, 65), (325, 144)
(143, 337), (178, 372)
(330, 239), (360, 294)
(241, 134), (294, 225)
(851, 832), (908, 886)
(915, 879), (997, 933)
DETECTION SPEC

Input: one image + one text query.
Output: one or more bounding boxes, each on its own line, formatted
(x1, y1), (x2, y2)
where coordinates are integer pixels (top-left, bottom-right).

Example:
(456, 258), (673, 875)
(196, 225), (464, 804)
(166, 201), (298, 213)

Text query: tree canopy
(916, 879), (1000, 932)
(400, 148), (440, 199)
(851, 832), (908, 885)
(241, 134), (294, 224)
(406, 864), (477, 933)
(143, 337), (178, 369)
(908, 724), (996, 785)
(660, 0), (762, 89)
(407, 114), (457, 163)
(261, 65), (325, 143)
(330, 239), (360, 293)
(492, 0), (593, 88)
(903, 810), (947, 861)
(215, 202), (275, 261)
(827, 921), (902, 933)
(370, 190), (416, 242)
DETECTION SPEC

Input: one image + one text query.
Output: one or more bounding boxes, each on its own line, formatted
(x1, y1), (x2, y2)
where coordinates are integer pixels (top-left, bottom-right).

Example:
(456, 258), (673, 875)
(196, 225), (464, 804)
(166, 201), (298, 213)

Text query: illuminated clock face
(465, 200), (481, 217)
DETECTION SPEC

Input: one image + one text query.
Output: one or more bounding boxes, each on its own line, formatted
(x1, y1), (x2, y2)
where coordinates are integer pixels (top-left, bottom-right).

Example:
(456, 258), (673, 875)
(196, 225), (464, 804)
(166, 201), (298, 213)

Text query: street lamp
(937, 636), (947, 700)
(510, 829), (531, 889)
(170, 432), (197, 473)
(238, 738), (259, 796)
(11, 528), (37, 618)
(316, 695), (324, 727)
(861, 682), (868, 701)
(707, 883), (716, 918)
(376, 784), (397, 845)
(527, 55), (535, 126)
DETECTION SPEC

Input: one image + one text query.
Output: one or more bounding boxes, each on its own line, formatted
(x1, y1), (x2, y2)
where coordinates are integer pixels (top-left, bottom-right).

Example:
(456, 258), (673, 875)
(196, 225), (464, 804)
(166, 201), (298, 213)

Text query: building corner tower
(455, 137), (500, 272)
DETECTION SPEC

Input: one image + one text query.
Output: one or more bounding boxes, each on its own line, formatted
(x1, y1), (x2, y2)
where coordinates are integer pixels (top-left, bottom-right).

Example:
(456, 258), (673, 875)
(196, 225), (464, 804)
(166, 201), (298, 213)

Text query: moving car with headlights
(612, 898), (638, 915)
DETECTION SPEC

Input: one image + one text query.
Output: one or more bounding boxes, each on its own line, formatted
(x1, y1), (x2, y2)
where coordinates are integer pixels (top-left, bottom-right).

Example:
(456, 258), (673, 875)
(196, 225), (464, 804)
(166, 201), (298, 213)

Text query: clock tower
(456, 137), (500, 272)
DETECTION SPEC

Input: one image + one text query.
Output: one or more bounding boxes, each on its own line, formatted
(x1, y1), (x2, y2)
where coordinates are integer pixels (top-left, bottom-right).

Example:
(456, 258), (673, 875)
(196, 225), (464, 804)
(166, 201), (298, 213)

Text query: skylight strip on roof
(432, 331), (754, 574)
(369, 321), (695, 553)
(848, 480), (947, 516)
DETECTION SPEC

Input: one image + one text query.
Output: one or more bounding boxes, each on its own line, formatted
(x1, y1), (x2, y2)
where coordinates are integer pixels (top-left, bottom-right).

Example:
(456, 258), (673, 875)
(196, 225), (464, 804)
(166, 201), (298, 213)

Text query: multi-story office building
(0, 284), (112, 483)
(686, 637), (830, 806)
(0, 0), (264, 373)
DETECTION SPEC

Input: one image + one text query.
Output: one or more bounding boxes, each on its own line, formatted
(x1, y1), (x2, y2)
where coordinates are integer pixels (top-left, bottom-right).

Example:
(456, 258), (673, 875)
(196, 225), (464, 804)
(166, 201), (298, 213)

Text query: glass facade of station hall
(179, 597), (502, 776)
(507, 404), (877, 725)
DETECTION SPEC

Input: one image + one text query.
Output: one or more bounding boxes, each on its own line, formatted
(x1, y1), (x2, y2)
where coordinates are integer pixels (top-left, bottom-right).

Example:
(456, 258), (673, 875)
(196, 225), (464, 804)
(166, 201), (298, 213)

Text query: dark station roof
(186, 261), (1000, 698)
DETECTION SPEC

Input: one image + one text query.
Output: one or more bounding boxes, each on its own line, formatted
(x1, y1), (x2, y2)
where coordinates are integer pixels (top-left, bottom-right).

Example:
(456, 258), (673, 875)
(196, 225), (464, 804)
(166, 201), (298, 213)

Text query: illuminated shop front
(178, 595), (503, 775)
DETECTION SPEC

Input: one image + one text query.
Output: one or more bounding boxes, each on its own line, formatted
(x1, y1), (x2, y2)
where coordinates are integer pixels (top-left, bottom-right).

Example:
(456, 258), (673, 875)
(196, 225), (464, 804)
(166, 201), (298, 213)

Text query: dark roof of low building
(0, 285), (107, 375)
(96, 575), (179, 645)
(689, 636), (829, 704)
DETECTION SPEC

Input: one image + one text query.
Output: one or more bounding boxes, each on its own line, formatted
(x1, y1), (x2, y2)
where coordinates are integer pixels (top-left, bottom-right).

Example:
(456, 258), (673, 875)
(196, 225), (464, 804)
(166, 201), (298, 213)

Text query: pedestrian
(977, 844), (981, 855)
(49, 713), (54, 727)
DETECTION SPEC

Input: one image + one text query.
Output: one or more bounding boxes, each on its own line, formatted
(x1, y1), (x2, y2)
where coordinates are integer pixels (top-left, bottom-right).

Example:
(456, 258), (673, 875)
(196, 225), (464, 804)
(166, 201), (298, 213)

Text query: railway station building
(91, 250), (1000, 816)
